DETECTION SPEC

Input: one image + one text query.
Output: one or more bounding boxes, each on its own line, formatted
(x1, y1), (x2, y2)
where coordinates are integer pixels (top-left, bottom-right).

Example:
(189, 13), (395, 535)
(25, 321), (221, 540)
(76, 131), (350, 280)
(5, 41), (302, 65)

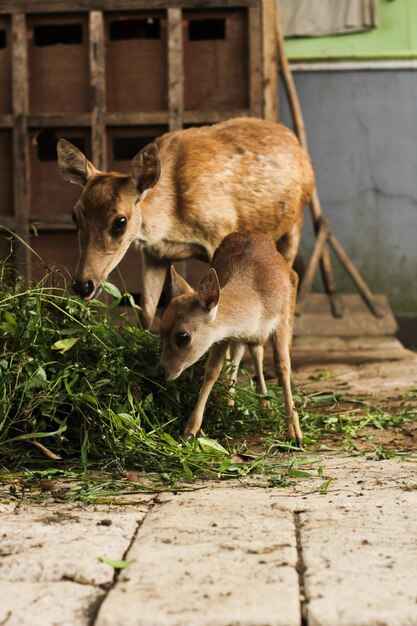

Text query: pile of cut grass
(0, 260), (303, 494)
(1, 258), (415, 500)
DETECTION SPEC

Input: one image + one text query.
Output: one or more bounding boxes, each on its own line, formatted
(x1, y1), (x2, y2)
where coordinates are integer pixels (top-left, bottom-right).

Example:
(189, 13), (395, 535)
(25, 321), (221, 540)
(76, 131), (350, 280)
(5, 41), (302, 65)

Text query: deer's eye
(111, 216), (127, 235)
(176, 331), (191, 347)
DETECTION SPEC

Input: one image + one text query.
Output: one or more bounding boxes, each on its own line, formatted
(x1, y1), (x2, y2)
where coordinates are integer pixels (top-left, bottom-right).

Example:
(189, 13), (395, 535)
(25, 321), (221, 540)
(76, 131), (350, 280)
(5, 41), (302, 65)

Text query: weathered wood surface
(261, 0), (278, 121)
(1, 0), (259, 14)
(89, 11), (106, 169)
(11, 13), (30, 275)
(167, 8), (183, 131)
(248, 6), (262, 117)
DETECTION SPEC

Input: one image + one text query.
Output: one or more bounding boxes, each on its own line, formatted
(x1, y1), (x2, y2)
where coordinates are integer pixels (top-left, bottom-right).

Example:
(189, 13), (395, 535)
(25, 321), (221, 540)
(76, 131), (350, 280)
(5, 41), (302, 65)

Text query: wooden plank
(261, 0), (278, 120)
(167, 8), (183, 131)
(11, 13), (30, 278)
(1, 1), (257, 15)
(105, 111), (170, 126)
(27, 113), (91, 127)
(294, 294), (397, 337)
(89, 11), (106, 169)
(296, 217), (330, 314)
(184, 109), (250, 124)
(248, 6), (262, 117)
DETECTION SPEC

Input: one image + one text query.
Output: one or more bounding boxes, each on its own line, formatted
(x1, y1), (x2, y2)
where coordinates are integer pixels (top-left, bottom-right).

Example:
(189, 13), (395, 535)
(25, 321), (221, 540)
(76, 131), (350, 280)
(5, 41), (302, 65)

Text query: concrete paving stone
(0, 580), (101, 626)
(300, 494), (417, 626)
(96, 489), (301, 626)
(269, 454), (417, 511)
(0, 500), (153, 584)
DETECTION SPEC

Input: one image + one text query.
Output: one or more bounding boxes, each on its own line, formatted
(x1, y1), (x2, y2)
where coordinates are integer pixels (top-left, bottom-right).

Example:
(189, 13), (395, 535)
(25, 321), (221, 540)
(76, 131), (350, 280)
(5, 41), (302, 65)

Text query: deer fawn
(157, 231), (303, 447)
(57, 117), (313, 329)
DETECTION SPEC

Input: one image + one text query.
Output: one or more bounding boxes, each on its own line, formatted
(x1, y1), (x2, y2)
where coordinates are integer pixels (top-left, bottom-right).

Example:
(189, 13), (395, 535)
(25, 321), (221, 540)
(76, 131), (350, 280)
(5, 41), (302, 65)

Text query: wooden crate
(106, 125), (168, 173)
(0, 0), (279, 293)
(29, 127), (91, 219)
(27, 13), (90, 114)
(183, 9), (249, 112)
(105, 11), (168, 113)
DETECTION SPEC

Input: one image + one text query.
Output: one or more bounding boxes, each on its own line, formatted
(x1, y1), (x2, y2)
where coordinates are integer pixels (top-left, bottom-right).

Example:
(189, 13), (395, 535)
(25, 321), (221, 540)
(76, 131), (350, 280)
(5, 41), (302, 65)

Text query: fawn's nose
(156, 366), (166, 381)
(72, 279), (96, 299)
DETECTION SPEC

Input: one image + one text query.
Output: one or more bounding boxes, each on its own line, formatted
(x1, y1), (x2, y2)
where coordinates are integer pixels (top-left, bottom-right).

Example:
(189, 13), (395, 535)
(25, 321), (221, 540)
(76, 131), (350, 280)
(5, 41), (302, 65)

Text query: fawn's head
(57, 139), (160, 300)
(158, 266), (221, 381)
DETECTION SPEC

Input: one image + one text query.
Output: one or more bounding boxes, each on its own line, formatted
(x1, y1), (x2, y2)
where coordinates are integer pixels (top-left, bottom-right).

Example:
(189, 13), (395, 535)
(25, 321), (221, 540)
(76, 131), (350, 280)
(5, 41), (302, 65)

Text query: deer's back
(212, 231), (293, 321)
(155, 118), (314, 248)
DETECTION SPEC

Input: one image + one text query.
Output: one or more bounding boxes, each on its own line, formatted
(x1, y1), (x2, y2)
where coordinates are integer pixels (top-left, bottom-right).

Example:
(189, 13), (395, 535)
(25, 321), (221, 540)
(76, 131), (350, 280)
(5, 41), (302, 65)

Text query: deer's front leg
(140, 249), (168, 330)
(183, 342), (229, 439)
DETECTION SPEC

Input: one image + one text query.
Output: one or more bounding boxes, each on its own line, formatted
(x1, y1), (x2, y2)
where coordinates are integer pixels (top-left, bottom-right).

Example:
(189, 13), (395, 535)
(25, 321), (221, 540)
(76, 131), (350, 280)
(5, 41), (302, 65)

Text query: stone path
(1, 454), (417, 626)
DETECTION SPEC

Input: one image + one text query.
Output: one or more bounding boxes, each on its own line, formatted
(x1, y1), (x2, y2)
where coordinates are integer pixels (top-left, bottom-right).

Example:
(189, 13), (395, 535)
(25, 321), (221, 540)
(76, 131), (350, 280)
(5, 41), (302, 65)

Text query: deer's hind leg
(226, 342), (246, 406)
(248, 344), (270, 408)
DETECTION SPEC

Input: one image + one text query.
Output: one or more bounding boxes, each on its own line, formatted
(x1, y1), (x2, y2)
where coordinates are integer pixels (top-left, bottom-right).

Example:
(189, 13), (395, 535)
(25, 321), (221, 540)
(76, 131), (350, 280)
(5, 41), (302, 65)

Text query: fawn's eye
(111, 216), (127, 235)
(176, 331), (191, 347)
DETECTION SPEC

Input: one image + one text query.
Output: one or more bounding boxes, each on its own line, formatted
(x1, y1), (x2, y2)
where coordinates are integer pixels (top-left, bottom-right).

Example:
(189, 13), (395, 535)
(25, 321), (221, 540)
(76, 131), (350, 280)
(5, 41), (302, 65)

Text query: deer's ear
(131, 142), (161, 195)
(170, 266), (194, 298)
(197, 268), (220, 319)
(57, 139), (97, 187)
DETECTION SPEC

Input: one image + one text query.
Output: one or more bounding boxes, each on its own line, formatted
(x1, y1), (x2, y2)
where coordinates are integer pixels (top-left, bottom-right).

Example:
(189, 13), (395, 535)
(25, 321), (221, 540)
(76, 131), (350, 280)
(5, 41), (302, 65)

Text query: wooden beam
(89, 11), (106, 170)
(248, 7), (263, 118)
(261, 0), (278, 121)
(167, 8), (184, 132)
(105, 112), (170, 126)
(11, 13), (30, 278)
(296, 217), (331, 315)
(1, 1), (258, 15)
(328, 234), (385, 318)
(27, 113), (91, 128)
(184, 109), (250, 124)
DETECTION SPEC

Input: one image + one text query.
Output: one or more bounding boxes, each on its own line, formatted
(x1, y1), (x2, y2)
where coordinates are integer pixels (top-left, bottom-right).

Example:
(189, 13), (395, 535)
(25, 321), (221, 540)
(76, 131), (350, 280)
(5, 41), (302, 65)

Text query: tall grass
(0, 261), (299, 490)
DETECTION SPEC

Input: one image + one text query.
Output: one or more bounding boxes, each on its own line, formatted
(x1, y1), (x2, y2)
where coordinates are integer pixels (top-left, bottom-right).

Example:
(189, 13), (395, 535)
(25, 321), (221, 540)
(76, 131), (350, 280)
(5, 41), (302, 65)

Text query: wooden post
(89, 11), (106, 170)
(262, 0), (279, 121)
(248, 6), (263, 118)
(167, 8), (183, 132)
(296, 217), (330, 315)
(11, 13), (30, 279)
(328, 234), (384, 318)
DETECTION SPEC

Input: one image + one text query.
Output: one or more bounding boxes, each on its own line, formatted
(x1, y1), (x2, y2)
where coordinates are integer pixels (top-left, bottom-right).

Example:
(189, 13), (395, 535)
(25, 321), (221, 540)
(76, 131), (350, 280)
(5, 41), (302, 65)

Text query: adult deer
(57, 117), (314, 328)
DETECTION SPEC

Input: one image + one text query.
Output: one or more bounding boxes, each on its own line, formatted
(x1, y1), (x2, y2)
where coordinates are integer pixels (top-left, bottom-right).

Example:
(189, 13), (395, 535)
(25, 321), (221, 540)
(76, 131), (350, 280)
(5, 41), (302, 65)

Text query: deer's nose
(72, 279), (96, 299)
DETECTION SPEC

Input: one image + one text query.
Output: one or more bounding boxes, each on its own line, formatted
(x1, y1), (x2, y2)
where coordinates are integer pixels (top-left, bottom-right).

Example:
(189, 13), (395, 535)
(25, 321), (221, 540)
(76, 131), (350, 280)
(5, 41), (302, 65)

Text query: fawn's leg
(271, 329), (302, 447)
(183, 341), (229, 439)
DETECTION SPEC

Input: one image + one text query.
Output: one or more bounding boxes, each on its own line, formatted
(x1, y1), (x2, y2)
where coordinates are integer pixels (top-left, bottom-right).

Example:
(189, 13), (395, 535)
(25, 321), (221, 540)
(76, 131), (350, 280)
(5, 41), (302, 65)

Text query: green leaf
(51, 337), (80, 354)
(101, 281), (122, 299)
(197, 437), (228, 455)
(98, 557), (137, 570)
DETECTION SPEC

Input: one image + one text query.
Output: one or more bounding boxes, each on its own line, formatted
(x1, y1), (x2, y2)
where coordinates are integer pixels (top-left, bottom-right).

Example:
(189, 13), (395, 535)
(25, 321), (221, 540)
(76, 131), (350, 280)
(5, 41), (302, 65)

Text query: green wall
(284, 0), (417, 61)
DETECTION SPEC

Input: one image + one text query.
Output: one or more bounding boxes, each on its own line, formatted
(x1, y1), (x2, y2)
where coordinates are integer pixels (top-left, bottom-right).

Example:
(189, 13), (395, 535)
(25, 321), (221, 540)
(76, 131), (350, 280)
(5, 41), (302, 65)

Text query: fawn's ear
(57, 139), (98, 186)
(170, 266), (194, 298)
(197, 268), (220, 320)
(130, 143), (161, 196)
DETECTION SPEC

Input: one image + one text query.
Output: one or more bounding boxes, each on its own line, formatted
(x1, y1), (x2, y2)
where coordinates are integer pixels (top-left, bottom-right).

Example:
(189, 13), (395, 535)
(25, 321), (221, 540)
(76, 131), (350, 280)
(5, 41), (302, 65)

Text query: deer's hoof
(287, 422), (304, 449)
(183, 431), (196, 442)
